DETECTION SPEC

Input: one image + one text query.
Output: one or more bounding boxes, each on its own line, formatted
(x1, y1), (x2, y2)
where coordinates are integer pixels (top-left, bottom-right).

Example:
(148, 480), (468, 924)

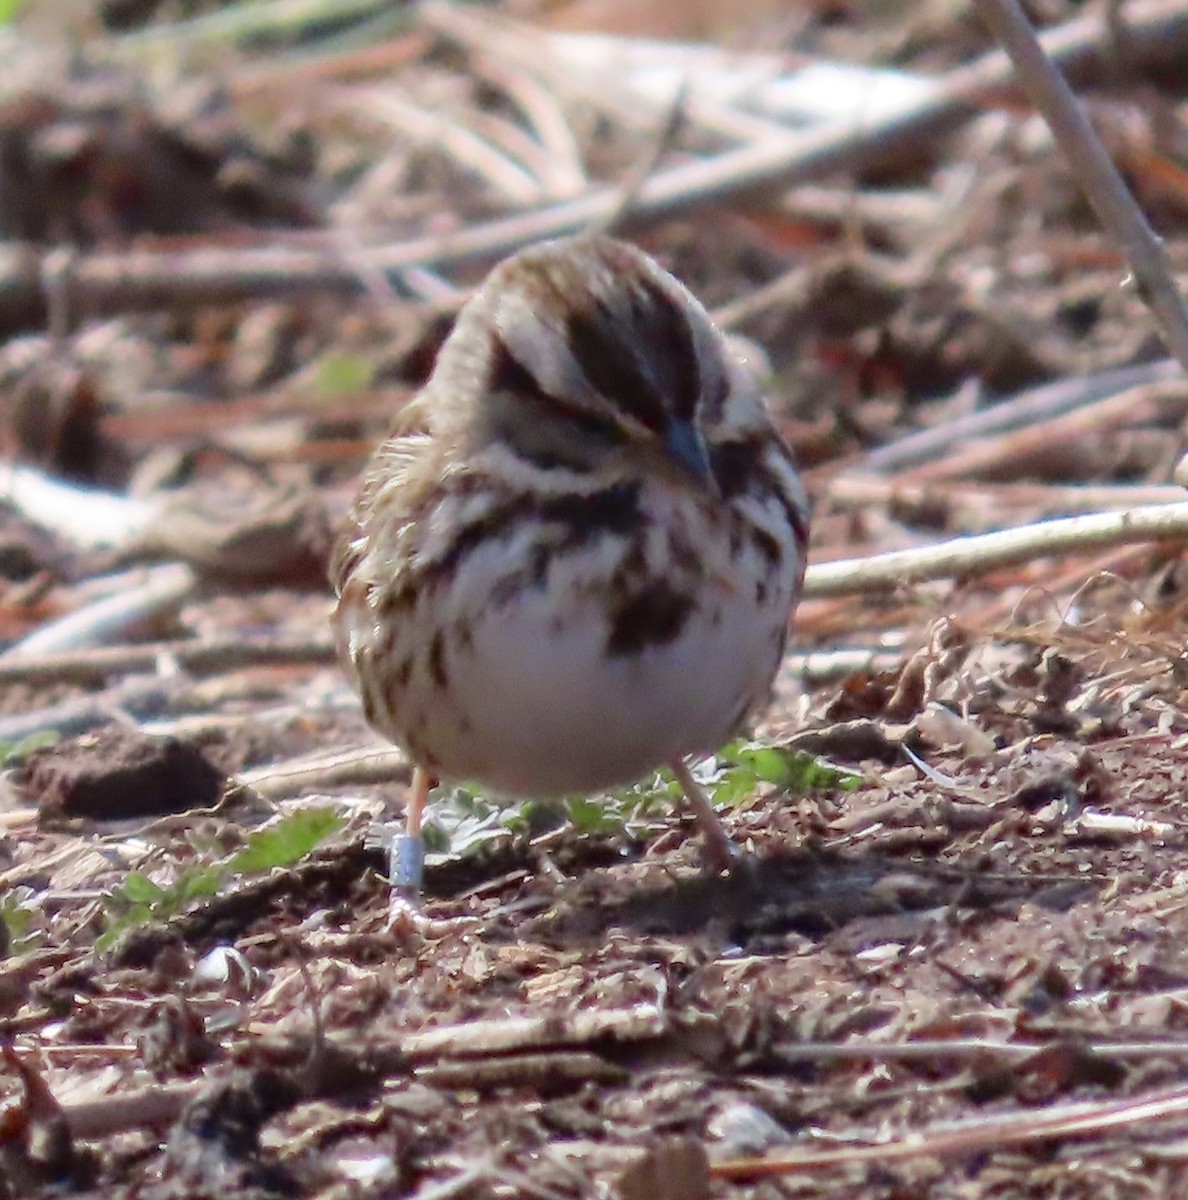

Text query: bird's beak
(664, 418), (714, 484)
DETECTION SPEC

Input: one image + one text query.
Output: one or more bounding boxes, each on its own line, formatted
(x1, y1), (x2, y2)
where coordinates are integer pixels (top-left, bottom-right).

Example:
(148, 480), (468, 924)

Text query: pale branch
(715, 1081), (1188, 1179)
(803, 500), (1188, 599)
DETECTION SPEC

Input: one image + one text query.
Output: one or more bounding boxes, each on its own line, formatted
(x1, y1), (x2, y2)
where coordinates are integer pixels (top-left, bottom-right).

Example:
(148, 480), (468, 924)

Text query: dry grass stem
(805, 501), (1188, 598)
(975, 0), (1188, 374)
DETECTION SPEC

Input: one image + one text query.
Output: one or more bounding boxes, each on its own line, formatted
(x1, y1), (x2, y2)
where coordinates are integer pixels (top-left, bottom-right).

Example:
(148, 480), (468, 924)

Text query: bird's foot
(700, 829), (743, 878)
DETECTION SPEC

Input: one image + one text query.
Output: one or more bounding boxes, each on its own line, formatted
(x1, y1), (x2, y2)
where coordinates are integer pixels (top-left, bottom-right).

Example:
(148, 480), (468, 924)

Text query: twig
(783, 647), (906, 686)
(897, 379), (1188, 484)
(825, 478), (1188, 516)
(2, 565), (197, 659)
(62, 1081), (203, 1139)
(465, 55), (587, 194)
(0, 637), (336, 686)
(803, 501), (1188, 599)
(859, 359), (1184, 475)
(398, 1002), (667, 1061)
(974, 0), (1188, 375)
(771, 1037), (1188, 1064)
(0, 462), (153, 550)
(415, 1051), (626, 1092)
(419, 2), (843, 145)
(597, 82), (690, 237)
(102, 0), (397, 55)
(236, 745), (409, 799)
(714, 1081), (1188, 1178)
(226, 1006), (667, 1114)
(0, 676), (183, 744)
(338, 86), (547, 204)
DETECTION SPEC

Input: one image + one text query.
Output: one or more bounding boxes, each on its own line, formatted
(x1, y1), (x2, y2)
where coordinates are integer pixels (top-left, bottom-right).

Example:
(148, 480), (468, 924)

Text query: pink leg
(668, 758), (737, 875)
(406, 766), (430, 839)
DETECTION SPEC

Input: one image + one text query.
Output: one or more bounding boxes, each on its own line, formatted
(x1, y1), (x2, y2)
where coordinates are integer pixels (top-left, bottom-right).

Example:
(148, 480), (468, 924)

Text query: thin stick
(715, 1081), (1188, 1179)
(0, 637), (335, 686)
(897, 379), (1188, 484)
(802, 500), (1188, 599)
(826, 478), (1188, 515)
(974, 0), (1188, 374)
(237, 745), (409, 799)
(861, 359), (1183, 475)
(1, 565), (196, 659)
(770, 1037), (1188, 1064)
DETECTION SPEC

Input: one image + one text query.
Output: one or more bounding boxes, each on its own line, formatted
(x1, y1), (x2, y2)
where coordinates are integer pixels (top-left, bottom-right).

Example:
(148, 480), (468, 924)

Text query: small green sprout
(99, 807), (344, 951)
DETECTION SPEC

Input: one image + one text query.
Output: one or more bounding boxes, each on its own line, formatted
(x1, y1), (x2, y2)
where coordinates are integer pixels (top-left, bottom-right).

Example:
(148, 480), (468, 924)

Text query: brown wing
(328, 397), (435, 599)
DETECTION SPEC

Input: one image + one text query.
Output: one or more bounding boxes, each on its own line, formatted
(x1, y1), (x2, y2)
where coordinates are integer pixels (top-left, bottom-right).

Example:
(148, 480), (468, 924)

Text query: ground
(4, 1), (1188, 1196)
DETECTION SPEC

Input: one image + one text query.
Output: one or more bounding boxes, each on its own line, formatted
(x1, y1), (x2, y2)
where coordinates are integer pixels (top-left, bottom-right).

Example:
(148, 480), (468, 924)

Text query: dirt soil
(5, 2), (1188, 1197)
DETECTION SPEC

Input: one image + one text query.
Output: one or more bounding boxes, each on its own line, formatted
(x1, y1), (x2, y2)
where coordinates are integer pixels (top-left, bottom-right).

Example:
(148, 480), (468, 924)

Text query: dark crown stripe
(564, 299), (668, 431)
(634, 276), (701, 424)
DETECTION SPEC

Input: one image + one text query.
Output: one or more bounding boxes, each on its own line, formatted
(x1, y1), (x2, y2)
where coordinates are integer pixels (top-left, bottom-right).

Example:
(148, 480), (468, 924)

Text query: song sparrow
(331, 235), (810, 888)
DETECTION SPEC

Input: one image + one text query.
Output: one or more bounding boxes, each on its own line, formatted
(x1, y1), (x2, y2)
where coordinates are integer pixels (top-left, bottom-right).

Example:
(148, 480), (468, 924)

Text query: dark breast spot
(537, 485), (641, 540)
(431, 483), (645, 613)
(431, 482), (642, 585)
(379, 581), (419, 617)
(712, 439), (811, 554)
(428, 631), (448, 689)
(607, 581), (695, 656)
(710, 439), (762, 499)
(361, 680), (381, 727)
(750, 527), (782, 566)
(667, 528), (701, 574)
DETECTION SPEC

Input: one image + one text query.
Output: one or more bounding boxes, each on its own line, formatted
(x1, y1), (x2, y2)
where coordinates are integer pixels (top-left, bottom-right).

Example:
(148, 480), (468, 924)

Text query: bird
(330, 234), (810, 891)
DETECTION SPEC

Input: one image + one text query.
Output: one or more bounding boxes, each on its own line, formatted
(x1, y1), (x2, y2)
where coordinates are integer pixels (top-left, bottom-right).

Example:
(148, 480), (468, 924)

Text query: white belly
(417, 580), (788, 795)
(344, 479), (800, 797)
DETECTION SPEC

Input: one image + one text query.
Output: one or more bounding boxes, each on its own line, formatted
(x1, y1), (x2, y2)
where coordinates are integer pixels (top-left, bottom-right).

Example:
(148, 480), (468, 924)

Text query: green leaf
(0, 890), (37, 952)
(310, 351), (375, 395)
(119, 872), (165, 905)
(100, 807), (346, 951)
(227, 807), (344, 874)
(175, 866), (226, 903)
(0, 729), (60, 766)
(411, 745), (864, 868)
(0, 0), (28, 25)
(564, 794), (623, 836)
(423, 787), (522, 861)
(718, 742), (864, 794)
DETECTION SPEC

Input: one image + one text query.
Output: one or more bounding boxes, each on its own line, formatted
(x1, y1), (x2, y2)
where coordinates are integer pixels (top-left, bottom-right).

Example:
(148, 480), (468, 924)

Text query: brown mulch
(4, 1), (1188, 1196)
